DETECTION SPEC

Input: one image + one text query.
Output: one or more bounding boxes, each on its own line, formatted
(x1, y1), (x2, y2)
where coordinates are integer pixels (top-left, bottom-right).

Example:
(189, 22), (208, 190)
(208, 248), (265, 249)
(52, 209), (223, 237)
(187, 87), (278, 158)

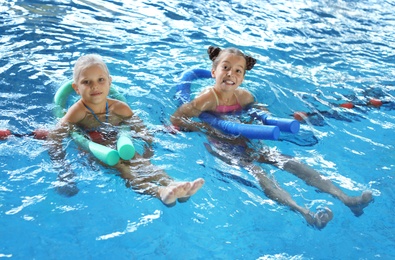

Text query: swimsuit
(80, 101), (116, 142)
(82, 101), (109, 131)
(210, 88), (243, 113)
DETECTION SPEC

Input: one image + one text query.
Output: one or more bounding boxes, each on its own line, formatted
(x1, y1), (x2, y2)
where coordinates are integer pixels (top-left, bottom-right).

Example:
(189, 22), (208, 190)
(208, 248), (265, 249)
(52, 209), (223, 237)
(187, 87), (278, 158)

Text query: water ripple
(1, 0), (395, 259)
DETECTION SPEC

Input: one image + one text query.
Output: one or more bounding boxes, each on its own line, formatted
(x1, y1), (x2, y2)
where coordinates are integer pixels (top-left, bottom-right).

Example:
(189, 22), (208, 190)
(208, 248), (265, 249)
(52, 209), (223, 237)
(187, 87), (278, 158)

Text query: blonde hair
(73, 54), (110, 83)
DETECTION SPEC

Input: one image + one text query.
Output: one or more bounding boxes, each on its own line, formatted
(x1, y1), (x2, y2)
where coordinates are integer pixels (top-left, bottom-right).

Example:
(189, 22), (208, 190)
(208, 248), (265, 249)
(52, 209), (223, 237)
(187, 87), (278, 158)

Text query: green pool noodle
(54, 80), (74, 118)
(117, 128), (135, 160)
(109, 87), (127, 103)
(71, 132), (120, 166)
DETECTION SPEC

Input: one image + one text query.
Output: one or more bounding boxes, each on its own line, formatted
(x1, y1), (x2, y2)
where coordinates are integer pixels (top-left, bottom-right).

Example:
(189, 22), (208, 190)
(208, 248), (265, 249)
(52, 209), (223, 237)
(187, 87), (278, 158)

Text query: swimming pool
(1, 0), (394, 259)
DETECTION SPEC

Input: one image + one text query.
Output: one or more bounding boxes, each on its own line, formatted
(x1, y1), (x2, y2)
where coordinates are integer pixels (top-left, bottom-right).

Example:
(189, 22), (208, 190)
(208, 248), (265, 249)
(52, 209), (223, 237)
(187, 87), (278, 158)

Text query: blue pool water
(1, 0), (395, 259)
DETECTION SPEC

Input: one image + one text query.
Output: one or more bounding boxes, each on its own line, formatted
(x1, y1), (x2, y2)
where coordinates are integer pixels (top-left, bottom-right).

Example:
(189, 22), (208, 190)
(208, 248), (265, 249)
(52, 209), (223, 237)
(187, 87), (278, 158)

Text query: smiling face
(211, 53), (246, 94)
(72, 64), (112, 107)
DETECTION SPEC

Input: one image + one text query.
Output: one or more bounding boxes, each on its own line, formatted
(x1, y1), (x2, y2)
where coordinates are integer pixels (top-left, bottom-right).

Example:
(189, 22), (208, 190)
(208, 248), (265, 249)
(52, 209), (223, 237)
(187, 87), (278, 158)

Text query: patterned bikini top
(81, 101), (109, 133)
(210, 88), (243, 113)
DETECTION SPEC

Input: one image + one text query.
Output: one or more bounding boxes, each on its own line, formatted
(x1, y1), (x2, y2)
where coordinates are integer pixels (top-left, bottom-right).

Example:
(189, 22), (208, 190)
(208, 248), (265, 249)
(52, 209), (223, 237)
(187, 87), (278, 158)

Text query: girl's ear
(109, 76), (112, 86)
(72, 83), (80, 95)
(211, 69), (216, 78)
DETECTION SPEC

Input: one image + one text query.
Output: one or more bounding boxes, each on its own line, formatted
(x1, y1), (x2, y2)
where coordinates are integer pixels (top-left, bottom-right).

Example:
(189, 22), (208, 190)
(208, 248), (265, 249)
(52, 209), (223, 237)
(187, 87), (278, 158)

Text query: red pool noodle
(339, 102), (354, 109)
(0, 129), (49, 140)
(0, 129), (11, 140)
(368, 98), (383, 108)
(33, 129), (49, 140)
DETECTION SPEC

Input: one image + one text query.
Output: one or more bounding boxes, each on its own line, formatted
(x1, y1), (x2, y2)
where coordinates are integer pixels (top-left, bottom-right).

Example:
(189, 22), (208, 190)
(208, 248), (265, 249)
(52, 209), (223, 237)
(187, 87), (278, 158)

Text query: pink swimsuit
(211, 88), (243, 113)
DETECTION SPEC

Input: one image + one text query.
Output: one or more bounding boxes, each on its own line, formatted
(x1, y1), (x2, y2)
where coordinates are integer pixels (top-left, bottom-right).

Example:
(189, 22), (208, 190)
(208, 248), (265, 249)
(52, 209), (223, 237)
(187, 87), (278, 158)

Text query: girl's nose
(90, 81), (98, 89)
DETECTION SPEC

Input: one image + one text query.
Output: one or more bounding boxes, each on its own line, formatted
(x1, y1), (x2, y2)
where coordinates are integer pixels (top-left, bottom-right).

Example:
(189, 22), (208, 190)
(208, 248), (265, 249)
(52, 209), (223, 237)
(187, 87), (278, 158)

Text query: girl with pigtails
(171, 46), (373, 229)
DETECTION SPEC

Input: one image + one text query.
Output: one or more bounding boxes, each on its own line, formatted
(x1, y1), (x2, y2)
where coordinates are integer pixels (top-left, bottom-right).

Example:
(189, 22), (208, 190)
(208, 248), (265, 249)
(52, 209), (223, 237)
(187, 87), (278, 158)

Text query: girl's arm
(124, 113), (153, 144)
(170, 89), (216, 132)
(46, 101), (88, 195)
(46, 122), (79, 196)
(47, 100), (86, 163)
(111, 99), (154, 158)
(171, 90), (234, 139)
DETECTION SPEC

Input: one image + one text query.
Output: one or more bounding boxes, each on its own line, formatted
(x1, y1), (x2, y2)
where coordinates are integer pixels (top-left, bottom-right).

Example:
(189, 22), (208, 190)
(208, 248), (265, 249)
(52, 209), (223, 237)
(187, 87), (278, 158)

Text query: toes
(186, 179), (205, 196)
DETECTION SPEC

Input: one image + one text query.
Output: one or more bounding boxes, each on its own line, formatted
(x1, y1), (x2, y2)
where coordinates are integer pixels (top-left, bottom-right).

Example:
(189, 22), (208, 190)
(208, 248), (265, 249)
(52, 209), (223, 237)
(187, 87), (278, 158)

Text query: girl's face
(72, 64), (111, 106)
(211, 53), (246, 93)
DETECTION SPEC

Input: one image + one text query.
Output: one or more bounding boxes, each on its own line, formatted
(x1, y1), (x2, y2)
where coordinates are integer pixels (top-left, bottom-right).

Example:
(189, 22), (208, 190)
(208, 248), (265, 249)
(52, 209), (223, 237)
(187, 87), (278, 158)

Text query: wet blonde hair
(73, 54), (110, 83)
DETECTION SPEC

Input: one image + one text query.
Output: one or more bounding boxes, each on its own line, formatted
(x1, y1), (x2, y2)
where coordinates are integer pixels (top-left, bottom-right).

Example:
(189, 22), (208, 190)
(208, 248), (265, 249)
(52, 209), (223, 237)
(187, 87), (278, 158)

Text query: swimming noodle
(71, 131), (120, 166)
(248, 108), (300, 134)
(54, 80), (135, 166)
(175, 69), (299, 140)
(199, 112), (280, 140)
(175, 69), (212, 105)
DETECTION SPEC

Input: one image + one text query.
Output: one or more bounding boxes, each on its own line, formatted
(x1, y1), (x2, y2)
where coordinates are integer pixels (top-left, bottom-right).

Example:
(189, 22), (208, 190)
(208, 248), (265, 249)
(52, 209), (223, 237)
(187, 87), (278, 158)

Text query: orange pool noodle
(293, 112), (308, 121)
(339, 102), (354, 109)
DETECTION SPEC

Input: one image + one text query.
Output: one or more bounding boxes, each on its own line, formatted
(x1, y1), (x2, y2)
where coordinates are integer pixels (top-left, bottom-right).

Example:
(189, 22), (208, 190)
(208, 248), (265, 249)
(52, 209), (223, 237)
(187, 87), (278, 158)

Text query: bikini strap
(82, 101), (109, 124)
(234, 92), (241, 106)
(211, 87), (241, 106)
(210, 88), (220, 106)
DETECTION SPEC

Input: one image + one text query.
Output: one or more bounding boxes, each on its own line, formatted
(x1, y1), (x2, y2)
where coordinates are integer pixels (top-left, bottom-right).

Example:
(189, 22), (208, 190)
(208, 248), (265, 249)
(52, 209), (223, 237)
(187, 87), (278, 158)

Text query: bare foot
(178, 178), (205, 203)
(305, 207), (333, 230)
(159, 178), (205, 206)
(55, 172), (79, 197)
(345, 190), (373, 217)
(159, 182), (191, 206)
(55, 181), (79, 197)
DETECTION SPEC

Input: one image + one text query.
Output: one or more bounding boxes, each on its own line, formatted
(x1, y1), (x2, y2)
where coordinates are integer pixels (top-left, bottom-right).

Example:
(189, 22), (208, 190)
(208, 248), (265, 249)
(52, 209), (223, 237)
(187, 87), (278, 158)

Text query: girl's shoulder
(235, 88), (255, 107)
(61, 100), (87, 124)
(107, 98), (133, 118)
(193, 87), (217, 111)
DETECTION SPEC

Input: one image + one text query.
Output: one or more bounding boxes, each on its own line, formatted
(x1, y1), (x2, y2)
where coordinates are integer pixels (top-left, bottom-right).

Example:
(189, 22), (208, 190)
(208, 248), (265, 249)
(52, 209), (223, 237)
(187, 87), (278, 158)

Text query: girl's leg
(282, 158), (372, 216)
(116, 153), (204, 206)
(244, 162), (333, 229)
(205, 142), (331, 228)
(256, 150), (373, 216)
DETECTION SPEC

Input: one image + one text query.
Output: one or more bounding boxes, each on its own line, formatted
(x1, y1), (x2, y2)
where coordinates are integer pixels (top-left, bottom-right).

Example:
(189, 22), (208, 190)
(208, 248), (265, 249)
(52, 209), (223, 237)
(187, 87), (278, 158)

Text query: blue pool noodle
(199, 112), (280, 140)
(176, 69), (212, 105)
(249, 109), (300, 134)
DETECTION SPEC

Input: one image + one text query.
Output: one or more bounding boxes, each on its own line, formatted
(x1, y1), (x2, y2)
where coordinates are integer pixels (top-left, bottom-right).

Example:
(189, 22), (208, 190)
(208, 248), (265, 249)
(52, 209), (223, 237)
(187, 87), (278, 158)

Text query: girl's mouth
(223, 80), (235, 85)
(91, 92), (102, 96)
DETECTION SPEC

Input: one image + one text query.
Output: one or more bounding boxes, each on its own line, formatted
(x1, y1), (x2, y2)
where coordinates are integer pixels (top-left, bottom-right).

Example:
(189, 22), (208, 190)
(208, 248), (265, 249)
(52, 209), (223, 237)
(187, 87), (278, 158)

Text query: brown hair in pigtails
(207, 46), (222, 61)
(245, 56), (256, 71)
(208, 45), (256, 74)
